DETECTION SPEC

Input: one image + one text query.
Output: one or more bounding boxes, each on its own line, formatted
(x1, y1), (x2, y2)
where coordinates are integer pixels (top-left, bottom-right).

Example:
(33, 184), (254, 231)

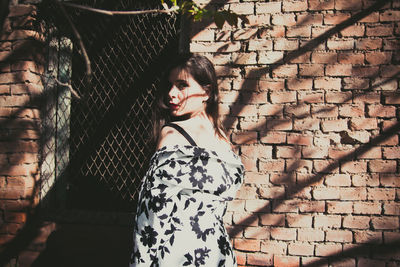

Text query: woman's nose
(168, 86), (178, 99)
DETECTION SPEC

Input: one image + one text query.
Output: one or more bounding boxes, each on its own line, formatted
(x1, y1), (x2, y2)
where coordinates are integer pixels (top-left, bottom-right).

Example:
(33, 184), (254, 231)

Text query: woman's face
(167, 67), (209, 118)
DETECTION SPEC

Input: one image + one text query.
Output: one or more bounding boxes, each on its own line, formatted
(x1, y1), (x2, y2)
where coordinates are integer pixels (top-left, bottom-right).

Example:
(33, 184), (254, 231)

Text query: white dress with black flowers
(130, 144), (244, 267)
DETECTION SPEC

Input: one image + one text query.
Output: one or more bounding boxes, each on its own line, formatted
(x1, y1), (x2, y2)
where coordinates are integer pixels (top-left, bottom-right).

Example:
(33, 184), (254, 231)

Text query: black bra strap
(162, 123), (197, 146)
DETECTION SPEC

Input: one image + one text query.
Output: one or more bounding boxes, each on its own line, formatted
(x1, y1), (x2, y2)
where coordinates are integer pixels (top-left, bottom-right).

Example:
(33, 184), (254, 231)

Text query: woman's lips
(169, 103), (179, 110)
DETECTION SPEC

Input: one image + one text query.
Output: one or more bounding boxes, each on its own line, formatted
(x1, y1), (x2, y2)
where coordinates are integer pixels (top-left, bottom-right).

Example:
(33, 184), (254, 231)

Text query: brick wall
(0, 3), (48, 266)
(189, 0), (400, 266)
(1, 0), (399, 266)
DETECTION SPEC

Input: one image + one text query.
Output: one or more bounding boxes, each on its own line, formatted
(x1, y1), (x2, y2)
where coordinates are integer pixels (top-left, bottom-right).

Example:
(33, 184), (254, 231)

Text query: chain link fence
(38, 0), (180, 212)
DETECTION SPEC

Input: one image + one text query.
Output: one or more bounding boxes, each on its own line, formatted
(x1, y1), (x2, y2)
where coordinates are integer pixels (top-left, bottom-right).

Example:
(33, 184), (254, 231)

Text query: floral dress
(130, 143), (244, 267)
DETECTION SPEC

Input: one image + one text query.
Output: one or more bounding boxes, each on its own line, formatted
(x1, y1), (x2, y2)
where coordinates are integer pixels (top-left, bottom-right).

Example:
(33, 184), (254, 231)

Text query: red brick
(270, 173), (295, 186)
(357, 146), (382, 159)
(321, 120), (348, 132)
(371, 216), (399, 230)
(314, 159), (339, 173)
(327, 39), (354, 50)
(259, 51), (284, 64)
(271, 227), (296, 241)
(384, 39), (400, 50)
(341, 25), (365, 37)
(350, 118), (378, 130)
(337, 52), (364, 64)
(325, 64), (352, 76)
(233, 212), (259, 226)
(284, 104), (310, 117)
(274, 255), (299, 267)
(276, 146), (301, 159)
(287, 26), (311, 38)
(297, 229), (324, 242)
(245, 199), (270, 213)
(261, 240), (287, 254)
(365, 51), (392, 65)
(315, 243), (342, 256)
(342, 78), (369, 90)
(325, 174), (352, 187)
(233, 28), (258, 41)
(311, 52), (337, 64)
(274, 38), (299, 51)
(352, 66), (379, 78)
(259, 213), (285, 226)
(327, 200), (352, 214)
(260, 131), (286, 144)
(380, 10), (400, 22)
(340, 187), (367, 200)
(299, 64), (324, 77)
(260, 159), (286, 172)
(343, 215), (370, 229)
(373, 78), (398, 91)
(248, 39), (272, 51)
(283, 1), (308, 12)
(236, 185), (258, 200)
(190, 41), (240, 52)
(356, 38), (382, 50)
(353, 202), (381, 215)
(367, 188), (396, 201)
(286, 214), (312, 228)
(339, 104), (364, 117)
(328, 147), (353, 159)
(326, 229), (353, 242)
(383, 202), (400, 215)
(324, 13), (351, 24)
(312, 105), (339, 118)
(258, 104), (282, 117)
(302, 146), (328, 159)
(230, 2), (254, 15)
(235, 251), (246, 265)
(272, 64), (298, 77)
(298, 91), (324, 103)
(354, 230), (382, 244)
(273, 199), (300, 213)
(366, 25), (393, 37)
(326, 92), (352, 103)
(270, 91), (296, 104)
(244, 226), (270, 239)
(288, 242), (314, 256)
(247, 253), (273, 266)
(298, 200), (325, 212)
(369, 160), (397, 173)
(256, 2), (281, 14)
(258, 184), (285, 199)
(232, 52), (257, 65)
(241, 145), (272, 160)
(353, 92), (380, 103)
(272, 14), (296, 26)
(246, 14), (271, 27)
(265, 119), (292, 131)
(293, 118), (320, 131)
(259, 80), (285, 91)
(367, 104), (396, 118)
(313, 187), (340, 200)
(287, 133), (312, 146)
(259, 26), (285, 38)
(297, 13), (323, 25)
(335, 0), (362, 10)
(234, 239), (260, 251)
(380, 65), (400, 78)
(309, 0), (334, 10)
(232, 131), (258, 144)
(380, 174), (400, 187)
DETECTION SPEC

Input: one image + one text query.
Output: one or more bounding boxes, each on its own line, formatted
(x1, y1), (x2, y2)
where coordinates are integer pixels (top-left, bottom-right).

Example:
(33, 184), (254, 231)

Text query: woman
(130, 54), (244, 267)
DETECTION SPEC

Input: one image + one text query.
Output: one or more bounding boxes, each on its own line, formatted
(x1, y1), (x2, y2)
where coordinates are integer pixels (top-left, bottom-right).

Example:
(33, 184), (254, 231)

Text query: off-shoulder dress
(130, 123), (244, 267)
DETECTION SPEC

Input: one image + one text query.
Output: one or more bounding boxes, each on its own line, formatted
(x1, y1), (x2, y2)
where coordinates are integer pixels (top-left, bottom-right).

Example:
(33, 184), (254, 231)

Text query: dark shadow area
(1, 0), (399, 266)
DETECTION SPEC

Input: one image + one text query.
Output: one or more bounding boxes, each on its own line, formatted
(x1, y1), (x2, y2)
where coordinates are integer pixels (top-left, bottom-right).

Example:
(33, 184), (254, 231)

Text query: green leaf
(226, 12), (238, 27)
(214, 12), (225, 29)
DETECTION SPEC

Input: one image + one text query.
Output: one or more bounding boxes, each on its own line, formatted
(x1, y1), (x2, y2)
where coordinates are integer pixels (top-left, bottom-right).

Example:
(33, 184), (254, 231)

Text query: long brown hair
(151, 53), (226, 148)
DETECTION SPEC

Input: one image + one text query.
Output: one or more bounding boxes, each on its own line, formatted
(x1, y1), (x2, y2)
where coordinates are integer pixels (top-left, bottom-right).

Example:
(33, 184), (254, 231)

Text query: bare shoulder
(156, 125), (188, 150)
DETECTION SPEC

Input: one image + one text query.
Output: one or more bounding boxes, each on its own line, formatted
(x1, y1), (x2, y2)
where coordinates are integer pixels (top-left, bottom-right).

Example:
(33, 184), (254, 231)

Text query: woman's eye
(177, 82), (188, 90)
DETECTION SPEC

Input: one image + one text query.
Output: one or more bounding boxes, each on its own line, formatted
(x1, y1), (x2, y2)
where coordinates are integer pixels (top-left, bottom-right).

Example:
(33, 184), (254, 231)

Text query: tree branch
(53, 0), (92, 80)
(62, 2), (179, 16)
